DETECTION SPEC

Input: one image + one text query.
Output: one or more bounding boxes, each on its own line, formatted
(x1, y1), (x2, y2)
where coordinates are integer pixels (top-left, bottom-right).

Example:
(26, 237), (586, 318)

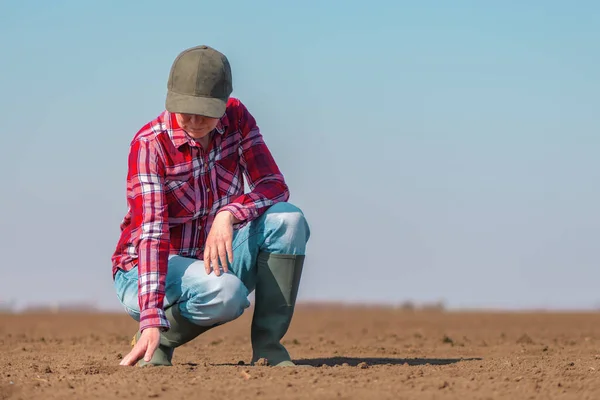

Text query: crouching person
(110, 45), (310, 367)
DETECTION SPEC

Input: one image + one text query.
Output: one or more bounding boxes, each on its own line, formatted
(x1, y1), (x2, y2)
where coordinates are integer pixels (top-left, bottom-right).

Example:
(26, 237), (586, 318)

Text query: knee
(114, 271), (141, 321)
(188, 273), (250, 325)
(216, 274), (250, 321)
(265, 202), (310, 242)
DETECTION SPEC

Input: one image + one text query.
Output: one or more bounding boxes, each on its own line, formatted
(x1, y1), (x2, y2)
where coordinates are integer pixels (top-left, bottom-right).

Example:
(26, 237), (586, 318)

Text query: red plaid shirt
(111, 98), (289, 331)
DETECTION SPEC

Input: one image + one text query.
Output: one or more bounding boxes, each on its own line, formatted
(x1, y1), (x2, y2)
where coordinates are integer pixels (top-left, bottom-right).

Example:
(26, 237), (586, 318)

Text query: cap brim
(166, 91), (227, 118)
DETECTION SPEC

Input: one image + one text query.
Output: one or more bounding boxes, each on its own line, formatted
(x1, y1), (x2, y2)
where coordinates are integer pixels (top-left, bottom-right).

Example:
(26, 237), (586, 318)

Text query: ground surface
(2, 305), (600, 399)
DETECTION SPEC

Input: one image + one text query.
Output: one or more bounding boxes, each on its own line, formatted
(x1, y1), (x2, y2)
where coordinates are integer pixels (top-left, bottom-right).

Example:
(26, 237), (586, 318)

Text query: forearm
(219, 176), (289, 223)
(137, 236), (170, 331)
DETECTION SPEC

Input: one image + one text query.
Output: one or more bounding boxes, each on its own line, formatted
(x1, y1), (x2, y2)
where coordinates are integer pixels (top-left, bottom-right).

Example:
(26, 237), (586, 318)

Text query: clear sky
(1, 1), (598, 311)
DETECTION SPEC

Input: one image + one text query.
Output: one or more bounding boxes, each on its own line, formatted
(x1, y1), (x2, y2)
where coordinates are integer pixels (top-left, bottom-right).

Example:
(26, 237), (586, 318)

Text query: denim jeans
(113, 202), (310, 327)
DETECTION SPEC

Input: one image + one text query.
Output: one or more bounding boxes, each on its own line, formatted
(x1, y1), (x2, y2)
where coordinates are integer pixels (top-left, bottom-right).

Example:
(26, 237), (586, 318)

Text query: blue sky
(1, 1), (599, 310)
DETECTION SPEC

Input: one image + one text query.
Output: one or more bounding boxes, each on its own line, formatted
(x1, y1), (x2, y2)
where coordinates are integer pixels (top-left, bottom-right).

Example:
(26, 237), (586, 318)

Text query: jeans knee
(216, 274), (250, 322)
(185, 273), (250, 325)
(114, 270), (141, 321)
(265, 202), (310, 244)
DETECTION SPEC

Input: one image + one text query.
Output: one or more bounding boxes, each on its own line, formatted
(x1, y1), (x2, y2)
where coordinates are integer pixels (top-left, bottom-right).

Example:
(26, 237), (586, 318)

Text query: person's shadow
(293, 356), (482, 367)
(212, 356), (482, 367)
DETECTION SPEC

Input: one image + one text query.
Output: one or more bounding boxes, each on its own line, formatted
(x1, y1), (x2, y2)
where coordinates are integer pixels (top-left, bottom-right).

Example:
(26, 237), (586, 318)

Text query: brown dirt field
(2, 305), (600, 399)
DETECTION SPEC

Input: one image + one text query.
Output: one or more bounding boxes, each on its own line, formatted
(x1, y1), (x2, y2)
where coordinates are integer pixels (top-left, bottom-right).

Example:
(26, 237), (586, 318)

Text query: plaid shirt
(111, 98), (289, 331)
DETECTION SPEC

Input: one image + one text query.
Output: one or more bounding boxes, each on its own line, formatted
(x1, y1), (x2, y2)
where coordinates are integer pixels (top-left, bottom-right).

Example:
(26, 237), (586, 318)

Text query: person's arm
(218, 101), (290, 223)
(127, 138), (171, 332)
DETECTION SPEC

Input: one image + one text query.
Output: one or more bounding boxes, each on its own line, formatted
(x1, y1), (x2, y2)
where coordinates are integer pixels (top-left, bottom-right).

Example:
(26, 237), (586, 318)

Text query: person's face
(175, 113), (219, 139)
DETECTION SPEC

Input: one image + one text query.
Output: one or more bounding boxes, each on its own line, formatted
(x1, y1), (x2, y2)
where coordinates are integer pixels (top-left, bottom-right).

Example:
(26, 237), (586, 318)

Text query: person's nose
(189, 115), (204, 125)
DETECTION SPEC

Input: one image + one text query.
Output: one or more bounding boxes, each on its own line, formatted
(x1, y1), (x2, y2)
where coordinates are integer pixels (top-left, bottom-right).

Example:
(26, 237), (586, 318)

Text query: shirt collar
(165, 111), (229, 149)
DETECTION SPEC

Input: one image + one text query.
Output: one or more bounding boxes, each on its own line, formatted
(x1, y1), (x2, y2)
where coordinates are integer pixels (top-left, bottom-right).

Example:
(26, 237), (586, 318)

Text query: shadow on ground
(211, 357), (482, 367)
(295, 357), (482, 367)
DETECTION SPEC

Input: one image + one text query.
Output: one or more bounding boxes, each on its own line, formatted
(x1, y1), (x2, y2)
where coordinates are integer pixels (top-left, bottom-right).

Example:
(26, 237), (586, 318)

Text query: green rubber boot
(251, 252), (305, 367)
(133, 305), (214, 367)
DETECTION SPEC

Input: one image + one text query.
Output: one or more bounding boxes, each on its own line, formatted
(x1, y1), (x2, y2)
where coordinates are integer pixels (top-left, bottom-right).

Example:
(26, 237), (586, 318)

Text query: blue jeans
(114, 202), (310, 327)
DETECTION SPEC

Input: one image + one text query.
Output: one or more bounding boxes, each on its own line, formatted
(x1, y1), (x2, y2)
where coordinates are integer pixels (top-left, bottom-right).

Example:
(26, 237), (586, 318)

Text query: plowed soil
(2, 305), (600, 399)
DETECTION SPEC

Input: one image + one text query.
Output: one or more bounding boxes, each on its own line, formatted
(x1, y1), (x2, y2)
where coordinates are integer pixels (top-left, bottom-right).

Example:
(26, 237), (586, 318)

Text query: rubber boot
(132, 305), (214, 367)
(251, 252), (305, 367)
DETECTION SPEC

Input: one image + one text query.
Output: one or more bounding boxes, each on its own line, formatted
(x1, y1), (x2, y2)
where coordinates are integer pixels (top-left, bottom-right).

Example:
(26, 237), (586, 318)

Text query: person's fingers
(144, 340), (157, 362)
(119, 352), (130, 366)
(120, 344), (144, 366)
(218, 241), (229, 273)
(211, 246), (221, 276)
(204, 247), (212, 274)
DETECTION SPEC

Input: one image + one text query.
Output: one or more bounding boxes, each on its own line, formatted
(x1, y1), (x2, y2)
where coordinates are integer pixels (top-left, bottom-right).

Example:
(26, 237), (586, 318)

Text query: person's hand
(119, 327), (161, 366)
(204, 211), (236, 276)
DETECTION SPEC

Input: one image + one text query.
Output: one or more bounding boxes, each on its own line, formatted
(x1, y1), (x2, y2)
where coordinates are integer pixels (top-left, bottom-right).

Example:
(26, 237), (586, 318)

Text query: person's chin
(186, 130), (208, 138)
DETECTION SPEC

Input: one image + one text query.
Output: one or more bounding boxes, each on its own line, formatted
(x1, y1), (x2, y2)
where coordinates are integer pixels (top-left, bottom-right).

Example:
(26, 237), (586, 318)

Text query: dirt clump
(516, 333), (534, 344)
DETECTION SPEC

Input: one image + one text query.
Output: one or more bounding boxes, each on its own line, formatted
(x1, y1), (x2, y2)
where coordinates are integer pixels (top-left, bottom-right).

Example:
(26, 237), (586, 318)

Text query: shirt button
(207, 188), (211, 193)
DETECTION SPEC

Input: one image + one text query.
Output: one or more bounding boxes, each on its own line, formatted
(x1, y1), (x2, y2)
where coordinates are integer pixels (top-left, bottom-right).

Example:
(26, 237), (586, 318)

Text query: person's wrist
(141, 326), (161, 334)
(218, 209), (238, 224)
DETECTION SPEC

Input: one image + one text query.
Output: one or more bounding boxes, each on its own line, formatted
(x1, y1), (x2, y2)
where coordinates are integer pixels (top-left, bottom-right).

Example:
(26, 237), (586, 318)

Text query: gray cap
(165, 45), (233, 118)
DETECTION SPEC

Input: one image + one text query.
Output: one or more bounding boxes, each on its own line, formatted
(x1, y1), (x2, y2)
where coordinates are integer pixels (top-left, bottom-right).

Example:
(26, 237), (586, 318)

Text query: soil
(2, 305), (600, 399)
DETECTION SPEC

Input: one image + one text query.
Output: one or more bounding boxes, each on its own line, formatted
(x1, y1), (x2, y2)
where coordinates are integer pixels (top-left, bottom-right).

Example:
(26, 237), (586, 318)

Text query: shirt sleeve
(219, 101), (290, 223)
(127, 139), (170, 332)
